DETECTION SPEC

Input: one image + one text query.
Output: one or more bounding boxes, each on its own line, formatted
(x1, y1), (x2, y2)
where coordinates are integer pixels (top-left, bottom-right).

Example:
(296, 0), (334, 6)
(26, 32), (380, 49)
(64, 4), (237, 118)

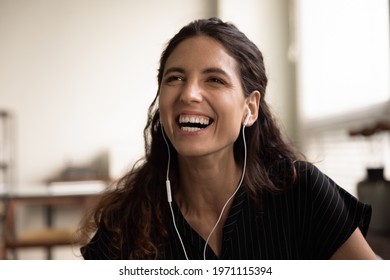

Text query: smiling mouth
(177, 114), (213, 132)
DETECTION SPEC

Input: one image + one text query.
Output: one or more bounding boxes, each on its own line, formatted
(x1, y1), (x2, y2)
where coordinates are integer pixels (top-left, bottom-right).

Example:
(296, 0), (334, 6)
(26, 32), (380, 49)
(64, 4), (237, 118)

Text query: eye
(165, 75), (185, 85)
(207, 77), (226, 85)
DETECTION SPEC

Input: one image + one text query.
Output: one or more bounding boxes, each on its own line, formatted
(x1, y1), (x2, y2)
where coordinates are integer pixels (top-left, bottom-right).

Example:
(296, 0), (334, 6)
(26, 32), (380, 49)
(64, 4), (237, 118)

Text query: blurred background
(0, 0), (389, 259)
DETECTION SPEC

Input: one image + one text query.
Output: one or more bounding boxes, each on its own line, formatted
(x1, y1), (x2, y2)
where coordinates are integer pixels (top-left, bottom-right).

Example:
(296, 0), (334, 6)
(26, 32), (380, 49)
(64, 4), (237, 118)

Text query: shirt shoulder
(291, 161), (372, 258)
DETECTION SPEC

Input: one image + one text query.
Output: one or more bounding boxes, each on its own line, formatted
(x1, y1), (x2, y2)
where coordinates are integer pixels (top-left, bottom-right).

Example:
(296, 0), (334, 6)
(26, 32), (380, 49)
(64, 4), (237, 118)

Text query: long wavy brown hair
(79, 17), (300, 259)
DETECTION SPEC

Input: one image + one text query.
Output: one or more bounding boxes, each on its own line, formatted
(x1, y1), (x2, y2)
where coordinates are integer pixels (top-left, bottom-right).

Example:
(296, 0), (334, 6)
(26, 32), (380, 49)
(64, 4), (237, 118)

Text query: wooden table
(0, 183), (105, 259)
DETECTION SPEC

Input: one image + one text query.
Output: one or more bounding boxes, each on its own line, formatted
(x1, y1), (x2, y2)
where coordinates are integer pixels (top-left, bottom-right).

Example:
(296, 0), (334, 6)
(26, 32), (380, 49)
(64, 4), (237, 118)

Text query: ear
(243, 90), (260, 127)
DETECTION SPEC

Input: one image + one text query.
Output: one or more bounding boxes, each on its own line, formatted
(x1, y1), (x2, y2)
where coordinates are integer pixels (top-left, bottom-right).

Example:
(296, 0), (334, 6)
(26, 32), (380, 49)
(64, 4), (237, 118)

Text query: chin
(175, 146), (212, 158)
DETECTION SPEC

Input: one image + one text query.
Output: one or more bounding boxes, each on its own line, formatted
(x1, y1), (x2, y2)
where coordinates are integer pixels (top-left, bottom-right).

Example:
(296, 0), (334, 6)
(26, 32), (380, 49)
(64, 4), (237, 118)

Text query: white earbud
(243, 111), (251, 126)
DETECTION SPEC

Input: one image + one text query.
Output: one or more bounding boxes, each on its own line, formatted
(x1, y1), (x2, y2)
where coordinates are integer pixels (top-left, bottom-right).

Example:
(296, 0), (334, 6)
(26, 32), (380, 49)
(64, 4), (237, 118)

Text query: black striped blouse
(81, 162), (371, 259)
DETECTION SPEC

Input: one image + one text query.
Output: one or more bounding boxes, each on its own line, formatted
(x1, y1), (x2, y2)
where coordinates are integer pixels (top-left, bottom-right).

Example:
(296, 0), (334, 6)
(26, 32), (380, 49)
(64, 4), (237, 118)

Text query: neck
(175, 151), (242, 217)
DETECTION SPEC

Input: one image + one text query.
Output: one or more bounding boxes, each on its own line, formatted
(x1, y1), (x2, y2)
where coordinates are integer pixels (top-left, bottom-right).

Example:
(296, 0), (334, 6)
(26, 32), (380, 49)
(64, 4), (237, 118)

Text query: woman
(80, 18), (378, 259)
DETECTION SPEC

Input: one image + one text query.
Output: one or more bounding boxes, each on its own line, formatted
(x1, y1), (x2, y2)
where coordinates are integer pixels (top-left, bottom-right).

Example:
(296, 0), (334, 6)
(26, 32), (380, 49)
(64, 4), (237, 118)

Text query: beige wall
(0, 0), (295, 189)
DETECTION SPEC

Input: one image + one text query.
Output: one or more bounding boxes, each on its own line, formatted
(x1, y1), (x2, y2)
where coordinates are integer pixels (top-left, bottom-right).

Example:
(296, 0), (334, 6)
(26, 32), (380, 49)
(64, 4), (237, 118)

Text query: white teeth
(179, 115), (210, 125)
(178, 114), (211, 132)
(181, 127), (202, 132)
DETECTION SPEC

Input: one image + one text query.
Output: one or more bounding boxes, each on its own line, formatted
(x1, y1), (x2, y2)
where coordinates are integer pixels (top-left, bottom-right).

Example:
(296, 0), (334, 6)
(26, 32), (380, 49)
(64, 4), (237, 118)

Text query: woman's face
(159, 35), (248, 159)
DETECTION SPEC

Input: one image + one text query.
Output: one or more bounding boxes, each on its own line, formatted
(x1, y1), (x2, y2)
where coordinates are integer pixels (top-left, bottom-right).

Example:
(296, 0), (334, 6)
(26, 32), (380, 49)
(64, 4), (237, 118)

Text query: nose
(179, 78), (203, 104)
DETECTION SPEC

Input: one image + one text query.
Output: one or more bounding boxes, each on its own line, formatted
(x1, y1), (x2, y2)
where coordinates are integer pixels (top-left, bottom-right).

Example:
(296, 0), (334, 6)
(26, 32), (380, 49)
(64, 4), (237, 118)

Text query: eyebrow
(203, 67), (230, 77)
(163, 67), (185, 76)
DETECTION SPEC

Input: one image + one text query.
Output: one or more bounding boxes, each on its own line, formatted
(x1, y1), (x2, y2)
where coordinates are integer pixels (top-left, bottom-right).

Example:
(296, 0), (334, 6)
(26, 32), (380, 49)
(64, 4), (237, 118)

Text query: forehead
(164, 35), (239, 74)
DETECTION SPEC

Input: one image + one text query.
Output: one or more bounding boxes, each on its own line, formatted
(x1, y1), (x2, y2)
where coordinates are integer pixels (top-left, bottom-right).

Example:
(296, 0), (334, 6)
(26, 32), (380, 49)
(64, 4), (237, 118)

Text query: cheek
(227, 119), (243, 140)
(216, 110), (243, 140)
(223, 105), (245, 137)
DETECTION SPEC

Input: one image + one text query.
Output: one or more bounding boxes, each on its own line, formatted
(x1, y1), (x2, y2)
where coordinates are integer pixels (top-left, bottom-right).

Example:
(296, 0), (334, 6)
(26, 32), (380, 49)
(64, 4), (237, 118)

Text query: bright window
(296, 0), (389, 121)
